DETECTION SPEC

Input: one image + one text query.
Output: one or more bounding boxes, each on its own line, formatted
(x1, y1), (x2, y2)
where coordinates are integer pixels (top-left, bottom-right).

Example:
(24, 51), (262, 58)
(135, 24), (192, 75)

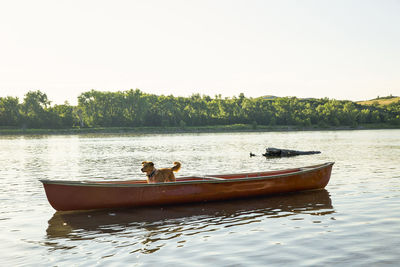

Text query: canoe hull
(41, 162), (334, 211)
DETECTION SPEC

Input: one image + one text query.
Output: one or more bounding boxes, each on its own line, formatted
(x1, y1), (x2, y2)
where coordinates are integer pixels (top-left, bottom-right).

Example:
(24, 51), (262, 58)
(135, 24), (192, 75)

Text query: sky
(1, 0), (399, 105)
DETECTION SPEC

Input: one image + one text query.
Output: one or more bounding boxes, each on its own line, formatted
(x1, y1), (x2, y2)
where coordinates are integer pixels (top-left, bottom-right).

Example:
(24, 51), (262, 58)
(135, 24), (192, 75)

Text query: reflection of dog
(141, 161), (181, 183)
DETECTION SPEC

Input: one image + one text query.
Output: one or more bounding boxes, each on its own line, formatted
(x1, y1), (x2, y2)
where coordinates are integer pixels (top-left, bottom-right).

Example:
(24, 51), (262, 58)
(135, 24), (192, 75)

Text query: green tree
(21, 90), (51, 128)
(0, 96), (20, 126)
(48, 102), (74, 128)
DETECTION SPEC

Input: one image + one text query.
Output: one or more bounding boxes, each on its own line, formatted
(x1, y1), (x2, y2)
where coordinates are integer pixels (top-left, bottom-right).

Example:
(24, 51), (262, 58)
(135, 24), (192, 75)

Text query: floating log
(262, 147), (321, 157)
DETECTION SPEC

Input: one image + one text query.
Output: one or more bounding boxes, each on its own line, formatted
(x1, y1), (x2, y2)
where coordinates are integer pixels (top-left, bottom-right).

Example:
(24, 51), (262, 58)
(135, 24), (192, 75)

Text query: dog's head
(141, 161), (154, 173)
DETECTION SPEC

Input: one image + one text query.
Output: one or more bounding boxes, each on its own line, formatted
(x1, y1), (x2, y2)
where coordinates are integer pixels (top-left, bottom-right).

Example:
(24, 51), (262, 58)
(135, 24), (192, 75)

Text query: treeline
(1, 89), (399, 129)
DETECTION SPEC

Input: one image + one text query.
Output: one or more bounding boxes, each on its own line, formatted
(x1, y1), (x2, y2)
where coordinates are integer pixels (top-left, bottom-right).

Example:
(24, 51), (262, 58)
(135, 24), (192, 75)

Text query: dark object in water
(250, 152), (256, 157)
(263, 147), (321, 157)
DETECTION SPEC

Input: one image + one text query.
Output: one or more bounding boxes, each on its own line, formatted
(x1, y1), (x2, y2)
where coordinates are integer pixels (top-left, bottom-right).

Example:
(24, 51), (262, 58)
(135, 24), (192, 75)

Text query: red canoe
(40, 162), (334, 211)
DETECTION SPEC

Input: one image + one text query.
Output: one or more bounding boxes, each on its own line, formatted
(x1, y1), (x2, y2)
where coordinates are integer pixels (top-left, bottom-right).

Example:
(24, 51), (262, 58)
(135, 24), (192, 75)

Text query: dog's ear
(148, 161), (154, 166)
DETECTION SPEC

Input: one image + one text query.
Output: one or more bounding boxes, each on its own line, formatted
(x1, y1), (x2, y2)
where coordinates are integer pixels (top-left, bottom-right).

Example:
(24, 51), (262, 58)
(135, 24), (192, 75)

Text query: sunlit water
(1, 130), (399, 266)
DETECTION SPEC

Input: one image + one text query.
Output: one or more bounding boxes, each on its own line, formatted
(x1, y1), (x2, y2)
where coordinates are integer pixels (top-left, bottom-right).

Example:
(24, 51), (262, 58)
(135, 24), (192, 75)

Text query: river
(1, 130), (399, 266)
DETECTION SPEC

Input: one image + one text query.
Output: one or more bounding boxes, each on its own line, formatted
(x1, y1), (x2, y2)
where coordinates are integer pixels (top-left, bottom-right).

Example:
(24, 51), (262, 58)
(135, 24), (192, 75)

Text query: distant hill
(262, 95), (278, 100)
(357, 96), (400, 106)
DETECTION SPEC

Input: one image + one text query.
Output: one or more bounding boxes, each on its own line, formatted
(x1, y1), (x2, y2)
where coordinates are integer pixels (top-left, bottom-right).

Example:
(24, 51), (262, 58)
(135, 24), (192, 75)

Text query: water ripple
(1, 130), (400, 266)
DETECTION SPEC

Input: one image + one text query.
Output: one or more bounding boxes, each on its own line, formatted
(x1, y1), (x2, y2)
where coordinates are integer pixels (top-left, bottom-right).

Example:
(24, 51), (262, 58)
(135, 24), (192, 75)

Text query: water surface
(1, 130), (399, 266)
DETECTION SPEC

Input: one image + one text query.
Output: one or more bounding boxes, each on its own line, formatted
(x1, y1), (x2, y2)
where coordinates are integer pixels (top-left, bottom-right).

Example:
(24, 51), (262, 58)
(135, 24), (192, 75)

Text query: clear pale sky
(1, 0), (399, 105)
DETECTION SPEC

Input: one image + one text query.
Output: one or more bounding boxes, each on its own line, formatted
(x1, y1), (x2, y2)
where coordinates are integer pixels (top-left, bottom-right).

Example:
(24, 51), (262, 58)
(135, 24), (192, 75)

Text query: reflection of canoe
(46, 189), (333, 240)
(40, 162), (334, 211)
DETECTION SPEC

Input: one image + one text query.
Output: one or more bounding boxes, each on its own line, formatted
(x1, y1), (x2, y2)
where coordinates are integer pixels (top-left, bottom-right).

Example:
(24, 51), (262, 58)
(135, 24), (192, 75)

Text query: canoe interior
(91, 167), (303, 185)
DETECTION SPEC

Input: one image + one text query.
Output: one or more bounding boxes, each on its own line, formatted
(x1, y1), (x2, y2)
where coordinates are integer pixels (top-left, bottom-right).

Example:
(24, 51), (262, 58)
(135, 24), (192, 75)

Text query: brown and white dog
(141, 161), (181, 183)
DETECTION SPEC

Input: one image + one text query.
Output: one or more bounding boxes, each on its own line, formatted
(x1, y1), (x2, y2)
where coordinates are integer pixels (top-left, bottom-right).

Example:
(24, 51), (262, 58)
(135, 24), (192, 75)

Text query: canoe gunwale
(40, 162), (334, 188)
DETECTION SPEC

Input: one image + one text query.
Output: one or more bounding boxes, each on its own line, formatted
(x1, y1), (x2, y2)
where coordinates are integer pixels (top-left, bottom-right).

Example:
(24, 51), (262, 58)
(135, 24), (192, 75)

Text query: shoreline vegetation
(1, 123), (399, 136)
(1, 89), (399, 135)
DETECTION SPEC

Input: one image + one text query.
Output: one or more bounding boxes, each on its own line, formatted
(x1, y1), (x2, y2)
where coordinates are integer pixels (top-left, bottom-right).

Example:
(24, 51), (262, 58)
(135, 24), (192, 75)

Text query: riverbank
(1, 123), (399, 135)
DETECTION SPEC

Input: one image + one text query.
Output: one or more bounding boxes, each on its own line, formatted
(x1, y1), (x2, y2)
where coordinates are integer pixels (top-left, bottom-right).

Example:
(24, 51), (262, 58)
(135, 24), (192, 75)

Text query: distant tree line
(1, 89), (399, 129)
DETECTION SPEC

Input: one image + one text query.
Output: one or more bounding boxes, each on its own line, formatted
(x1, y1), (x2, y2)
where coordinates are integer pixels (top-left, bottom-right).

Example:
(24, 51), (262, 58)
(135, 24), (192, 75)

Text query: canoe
(40, 162), (334, 211)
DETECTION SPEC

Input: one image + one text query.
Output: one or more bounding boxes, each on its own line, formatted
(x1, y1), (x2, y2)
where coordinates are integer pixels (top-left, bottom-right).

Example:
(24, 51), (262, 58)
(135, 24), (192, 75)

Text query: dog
(141, 161), (181, 183)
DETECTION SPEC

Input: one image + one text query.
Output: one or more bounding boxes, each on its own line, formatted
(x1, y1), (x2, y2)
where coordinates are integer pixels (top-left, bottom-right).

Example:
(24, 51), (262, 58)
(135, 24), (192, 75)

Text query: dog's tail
(171, 162), (181, 172)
